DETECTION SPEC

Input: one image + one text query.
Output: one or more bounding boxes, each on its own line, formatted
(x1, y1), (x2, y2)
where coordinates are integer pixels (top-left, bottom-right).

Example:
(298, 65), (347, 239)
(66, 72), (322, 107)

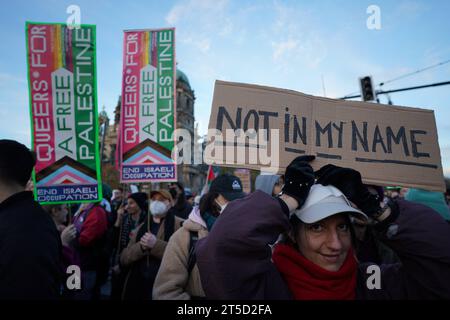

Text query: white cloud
(180, 36), (211, 53)
(0, 71), (30, 144)
(0, 106), (7, 116)
(272, 39), (298, 61)
(268, 1), (327, 71)
(197, 38), (211, 53)
(397, 0), (426, 18)
(165, 0), (235, 55)
(441, 145), (450, 177)
(424, 47), (450, 64)
(219, 18), (233, 36)
(164, 0), (251, 136)
(166, 4), (184, 24)
(166, 0), (229, 25)
(444, 168), (450, 178)
(441, 146), (450, 157)
(0, 73), (26, 86)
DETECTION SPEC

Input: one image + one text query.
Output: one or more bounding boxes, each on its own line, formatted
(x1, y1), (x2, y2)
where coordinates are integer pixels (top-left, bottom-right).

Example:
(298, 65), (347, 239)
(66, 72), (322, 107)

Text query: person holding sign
(120, 190), (183, 300)
(195, 156), (450, 299)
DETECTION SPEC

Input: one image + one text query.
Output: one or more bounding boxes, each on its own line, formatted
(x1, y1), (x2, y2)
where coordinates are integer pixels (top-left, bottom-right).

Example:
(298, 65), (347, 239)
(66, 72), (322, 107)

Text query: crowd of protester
(1, 139), (450, 300)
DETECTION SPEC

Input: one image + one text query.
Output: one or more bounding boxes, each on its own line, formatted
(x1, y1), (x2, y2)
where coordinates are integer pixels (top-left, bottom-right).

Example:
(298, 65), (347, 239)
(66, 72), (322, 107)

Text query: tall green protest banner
(26, 22), (102, 204)
(119, 28), (177, 183)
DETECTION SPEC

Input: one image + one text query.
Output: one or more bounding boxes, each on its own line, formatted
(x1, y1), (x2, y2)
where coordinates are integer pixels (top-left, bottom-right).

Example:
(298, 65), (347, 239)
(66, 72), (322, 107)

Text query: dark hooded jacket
(196, 190), (450, 300)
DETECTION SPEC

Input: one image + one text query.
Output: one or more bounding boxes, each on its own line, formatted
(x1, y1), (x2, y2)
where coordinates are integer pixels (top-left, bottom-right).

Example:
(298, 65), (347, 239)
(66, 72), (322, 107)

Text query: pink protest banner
(119, 28), (177, 183)
(26, 22), (102, 204)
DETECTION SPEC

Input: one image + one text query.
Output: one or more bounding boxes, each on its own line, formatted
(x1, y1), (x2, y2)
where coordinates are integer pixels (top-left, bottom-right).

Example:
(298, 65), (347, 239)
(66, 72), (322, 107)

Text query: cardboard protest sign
(206, 80), (445, 192)
(26, 22), (102, 203)
(119, 28), (177, 183)
(234, 168), (252, 193)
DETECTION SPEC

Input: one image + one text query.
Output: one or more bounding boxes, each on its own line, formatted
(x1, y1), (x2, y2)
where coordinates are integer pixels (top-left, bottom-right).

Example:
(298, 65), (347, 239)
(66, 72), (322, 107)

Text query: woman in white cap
(195, 156), (450, 300)
(270, 183), (366, 299)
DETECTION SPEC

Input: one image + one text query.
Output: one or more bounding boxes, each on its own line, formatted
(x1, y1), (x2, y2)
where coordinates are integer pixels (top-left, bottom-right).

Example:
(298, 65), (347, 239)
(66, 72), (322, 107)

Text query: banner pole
(147, 194), (150, 268)
(67, 205), (72, 225)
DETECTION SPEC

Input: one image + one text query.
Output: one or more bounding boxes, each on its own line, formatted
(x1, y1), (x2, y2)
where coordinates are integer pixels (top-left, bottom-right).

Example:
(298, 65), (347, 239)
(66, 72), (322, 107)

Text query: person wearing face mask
(120, 190), (183, 300)
(168, 182), (193, 219)
(153, 174), (246, 300)
(210, 174), (246, 209)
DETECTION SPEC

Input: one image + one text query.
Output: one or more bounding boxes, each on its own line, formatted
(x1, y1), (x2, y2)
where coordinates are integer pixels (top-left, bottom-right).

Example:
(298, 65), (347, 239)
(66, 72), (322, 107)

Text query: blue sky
(1, 0), (449, 176)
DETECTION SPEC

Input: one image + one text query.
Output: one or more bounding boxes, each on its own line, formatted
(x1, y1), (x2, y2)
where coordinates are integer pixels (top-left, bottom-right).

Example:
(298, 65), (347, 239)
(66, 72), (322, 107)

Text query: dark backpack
(187, 231), (199, 275)
(186, 230), (207, 300)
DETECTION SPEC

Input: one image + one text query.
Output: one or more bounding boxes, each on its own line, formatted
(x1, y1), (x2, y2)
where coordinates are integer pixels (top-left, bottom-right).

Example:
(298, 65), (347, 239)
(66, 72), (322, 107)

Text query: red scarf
(272, 243), (357, 300)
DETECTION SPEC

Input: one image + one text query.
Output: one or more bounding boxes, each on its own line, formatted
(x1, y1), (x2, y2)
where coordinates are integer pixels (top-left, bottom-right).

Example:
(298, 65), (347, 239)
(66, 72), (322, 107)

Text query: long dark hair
(199, 192), (221, 219)
(42, 204), (65, 215)
(170, 182), (188, 210)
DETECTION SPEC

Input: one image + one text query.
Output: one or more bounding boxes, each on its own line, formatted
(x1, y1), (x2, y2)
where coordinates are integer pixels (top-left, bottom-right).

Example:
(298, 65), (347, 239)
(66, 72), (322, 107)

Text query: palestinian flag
(206, 165), (220, 185)
(201, 165), (220, 195)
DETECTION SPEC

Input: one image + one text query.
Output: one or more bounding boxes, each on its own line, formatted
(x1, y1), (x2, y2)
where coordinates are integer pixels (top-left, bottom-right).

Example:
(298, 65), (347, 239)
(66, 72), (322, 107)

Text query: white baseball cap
(291, 184), (368, 223)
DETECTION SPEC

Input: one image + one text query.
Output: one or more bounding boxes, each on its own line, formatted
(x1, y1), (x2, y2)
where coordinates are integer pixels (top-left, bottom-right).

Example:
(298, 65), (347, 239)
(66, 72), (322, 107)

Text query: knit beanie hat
(128, 192), (148, 213)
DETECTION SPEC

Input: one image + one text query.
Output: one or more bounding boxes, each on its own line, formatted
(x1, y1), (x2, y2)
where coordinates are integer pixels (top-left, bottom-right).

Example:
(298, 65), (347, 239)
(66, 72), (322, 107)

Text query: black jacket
(169, 202), (193, 220)
(0, 191), (62, 299)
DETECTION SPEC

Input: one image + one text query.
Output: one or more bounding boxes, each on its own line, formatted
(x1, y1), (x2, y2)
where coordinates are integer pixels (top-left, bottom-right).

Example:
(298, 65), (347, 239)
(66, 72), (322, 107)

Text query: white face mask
(215, 200), (228, 214)
(150, 200), (168, 216)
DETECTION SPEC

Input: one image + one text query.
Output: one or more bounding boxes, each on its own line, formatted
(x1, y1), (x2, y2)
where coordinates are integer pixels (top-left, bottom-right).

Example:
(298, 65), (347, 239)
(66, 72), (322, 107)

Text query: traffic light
(360, 76), (375, 101)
